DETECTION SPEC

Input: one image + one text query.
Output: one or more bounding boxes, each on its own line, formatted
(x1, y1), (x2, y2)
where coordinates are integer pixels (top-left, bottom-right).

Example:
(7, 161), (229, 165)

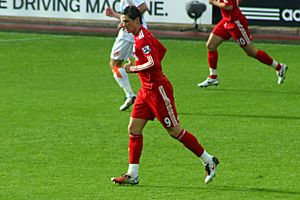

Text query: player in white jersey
(105, 0), (148, 111)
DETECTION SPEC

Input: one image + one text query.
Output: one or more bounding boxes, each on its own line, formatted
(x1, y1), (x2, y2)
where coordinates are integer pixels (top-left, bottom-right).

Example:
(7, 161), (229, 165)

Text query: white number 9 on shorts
(164, 117), (172, 127)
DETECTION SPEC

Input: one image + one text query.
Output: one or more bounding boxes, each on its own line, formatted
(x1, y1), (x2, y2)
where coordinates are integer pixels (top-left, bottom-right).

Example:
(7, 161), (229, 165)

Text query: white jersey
(117, 0), (147, 42)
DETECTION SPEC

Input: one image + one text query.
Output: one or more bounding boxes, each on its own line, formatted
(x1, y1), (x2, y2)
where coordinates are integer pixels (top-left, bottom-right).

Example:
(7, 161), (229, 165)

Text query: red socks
(177, 130), (204, 157)
(208, 50), (281, 76)
(208, 50), (218, 69)
(256, 50), (273, 65)
(208, 51), (218, 79)
(129, 131), (205, 163)
(128, 133), (143, 164)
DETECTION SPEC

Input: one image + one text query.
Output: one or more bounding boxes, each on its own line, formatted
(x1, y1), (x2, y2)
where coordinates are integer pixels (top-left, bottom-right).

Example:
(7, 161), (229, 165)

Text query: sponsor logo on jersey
(142, 45), (151, 54)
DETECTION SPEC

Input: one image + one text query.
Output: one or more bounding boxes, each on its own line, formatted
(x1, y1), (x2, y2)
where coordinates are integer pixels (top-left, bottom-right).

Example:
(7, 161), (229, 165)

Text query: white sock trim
(209, 68), (217, 76)
(272, 60), (279, 69)
(200, 151), (213, 165)
(128, 164), (139, 177)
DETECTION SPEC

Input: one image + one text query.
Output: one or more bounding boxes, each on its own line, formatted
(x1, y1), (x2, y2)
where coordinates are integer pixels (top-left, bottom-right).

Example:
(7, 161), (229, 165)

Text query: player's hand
(105, 7), (115, 17)
(118, 22), (124, 30)
(209, 0), (217, 5)
(124, 59), (133, 73)
(123, 64), (131, 73)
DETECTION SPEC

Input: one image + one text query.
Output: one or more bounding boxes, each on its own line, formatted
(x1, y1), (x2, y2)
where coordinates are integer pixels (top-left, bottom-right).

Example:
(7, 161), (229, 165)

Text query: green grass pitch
(0, 31), (299, 199)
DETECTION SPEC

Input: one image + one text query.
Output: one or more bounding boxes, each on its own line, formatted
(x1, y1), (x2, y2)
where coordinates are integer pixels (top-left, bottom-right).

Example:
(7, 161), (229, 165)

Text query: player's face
(121, 15), (139, 34)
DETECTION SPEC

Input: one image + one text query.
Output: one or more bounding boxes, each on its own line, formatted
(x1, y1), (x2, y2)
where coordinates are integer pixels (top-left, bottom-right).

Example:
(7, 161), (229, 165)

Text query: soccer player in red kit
(198, 0), (287, 87)
(111, 6), (219, 185)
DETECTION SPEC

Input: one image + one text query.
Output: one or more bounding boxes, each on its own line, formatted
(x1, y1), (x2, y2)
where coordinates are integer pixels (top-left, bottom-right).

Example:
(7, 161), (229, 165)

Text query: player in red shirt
(198, 0), (287, 87)
(111, 6), (219, 185)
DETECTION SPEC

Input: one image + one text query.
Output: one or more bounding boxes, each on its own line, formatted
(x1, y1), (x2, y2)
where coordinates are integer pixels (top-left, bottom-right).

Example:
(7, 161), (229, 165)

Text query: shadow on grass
(178, 112), (300, 121)
(137, 184), (300, 196)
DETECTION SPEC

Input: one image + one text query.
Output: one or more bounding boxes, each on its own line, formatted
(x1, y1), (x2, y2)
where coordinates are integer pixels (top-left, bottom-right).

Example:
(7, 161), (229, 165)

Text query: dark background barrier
(212, 0), (300, 27)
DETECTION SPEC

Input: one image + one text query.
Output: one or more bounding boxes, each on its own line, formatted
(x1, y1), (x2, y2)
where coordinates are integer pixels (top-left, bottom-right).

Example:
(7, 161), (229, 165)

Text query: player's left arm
(124, 40), (156, 73)
(209, 0), (233, 11)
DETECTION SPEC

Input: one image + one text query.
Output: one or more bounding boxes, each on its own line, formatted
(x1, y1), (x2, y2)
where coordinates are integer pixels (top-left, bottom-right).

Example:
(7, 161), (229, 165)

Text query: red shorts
(212, 18), (252, 47)
(131, 81), (179, 128)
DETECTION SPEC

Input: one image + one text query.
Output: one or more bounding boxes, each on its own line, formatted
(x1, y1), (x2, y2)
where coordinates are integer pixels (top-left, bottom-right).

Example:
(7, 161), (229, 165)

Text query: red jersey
(130, 26), (168, 90)
(219, 0), (244, 21)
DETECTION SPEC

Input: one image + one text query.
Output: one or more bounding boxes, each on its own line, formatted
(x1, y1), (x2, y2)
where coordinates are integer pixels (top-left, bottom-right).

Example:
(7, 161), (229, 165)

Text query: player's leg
(154, 83), (219, 183)
(111, 117), (148, 185)
(242, 43), (287, 84)
(110, 39), (136, 110)
(166, 125), (219, 184)
(207, 33), (224, 77)
(233, 19), (287, 84)
(112, 92), (154, 185)
(198, 20), (230, 88)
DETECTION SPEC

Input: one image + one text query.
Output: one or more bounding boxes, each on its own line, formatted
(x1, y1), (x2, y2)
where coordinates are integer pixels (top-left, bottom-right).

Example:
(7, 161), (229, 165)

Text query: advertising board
(0, 0), (213, 25)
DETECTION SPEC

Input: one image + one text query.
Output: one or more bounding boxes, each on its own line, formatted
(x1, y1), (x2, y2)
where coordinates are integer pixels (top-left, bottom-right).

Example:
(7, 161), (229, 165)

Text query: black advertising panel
(213, 0), (300, 27)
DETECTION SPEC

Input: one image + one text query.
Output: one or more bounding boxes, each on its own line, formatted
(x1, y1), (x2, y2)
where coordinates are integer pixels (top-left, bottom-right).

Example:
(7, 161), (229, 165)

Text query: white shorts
(110, 38), (133, 61)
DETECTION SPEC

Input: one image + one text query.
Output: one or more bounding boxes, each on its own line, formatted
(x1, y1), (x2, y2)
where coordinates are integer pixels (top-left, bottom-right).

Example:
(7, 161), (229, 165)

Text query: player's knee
(110, 59), (122, 70)
(243, 44), (258, 58)
(109, 60), (115, 69)
(167, 130), (177, 138)
(246, 51), (256, 58)
(166, 126), (182, 139)
(127, 124), (135, 134)
(127, 124), (141, 134)
(206, 42), (216, 51)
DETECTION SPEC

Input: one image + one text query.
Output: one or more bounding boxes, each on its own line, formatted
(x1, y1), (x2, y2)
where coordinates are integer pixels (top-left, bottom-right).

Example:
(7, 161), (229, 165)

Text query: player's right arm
(209, 0), (233, 11)
(105, 8), (124, 30)
(137, 2), (148, 15)
(105, 7), (121, 19)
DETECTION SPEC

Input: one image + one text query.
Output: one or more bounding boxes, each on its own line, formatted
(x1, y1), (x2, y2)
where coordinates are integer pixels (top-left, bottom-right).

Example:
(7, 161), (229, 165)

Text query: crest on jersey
(142, 45), (151, 54)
